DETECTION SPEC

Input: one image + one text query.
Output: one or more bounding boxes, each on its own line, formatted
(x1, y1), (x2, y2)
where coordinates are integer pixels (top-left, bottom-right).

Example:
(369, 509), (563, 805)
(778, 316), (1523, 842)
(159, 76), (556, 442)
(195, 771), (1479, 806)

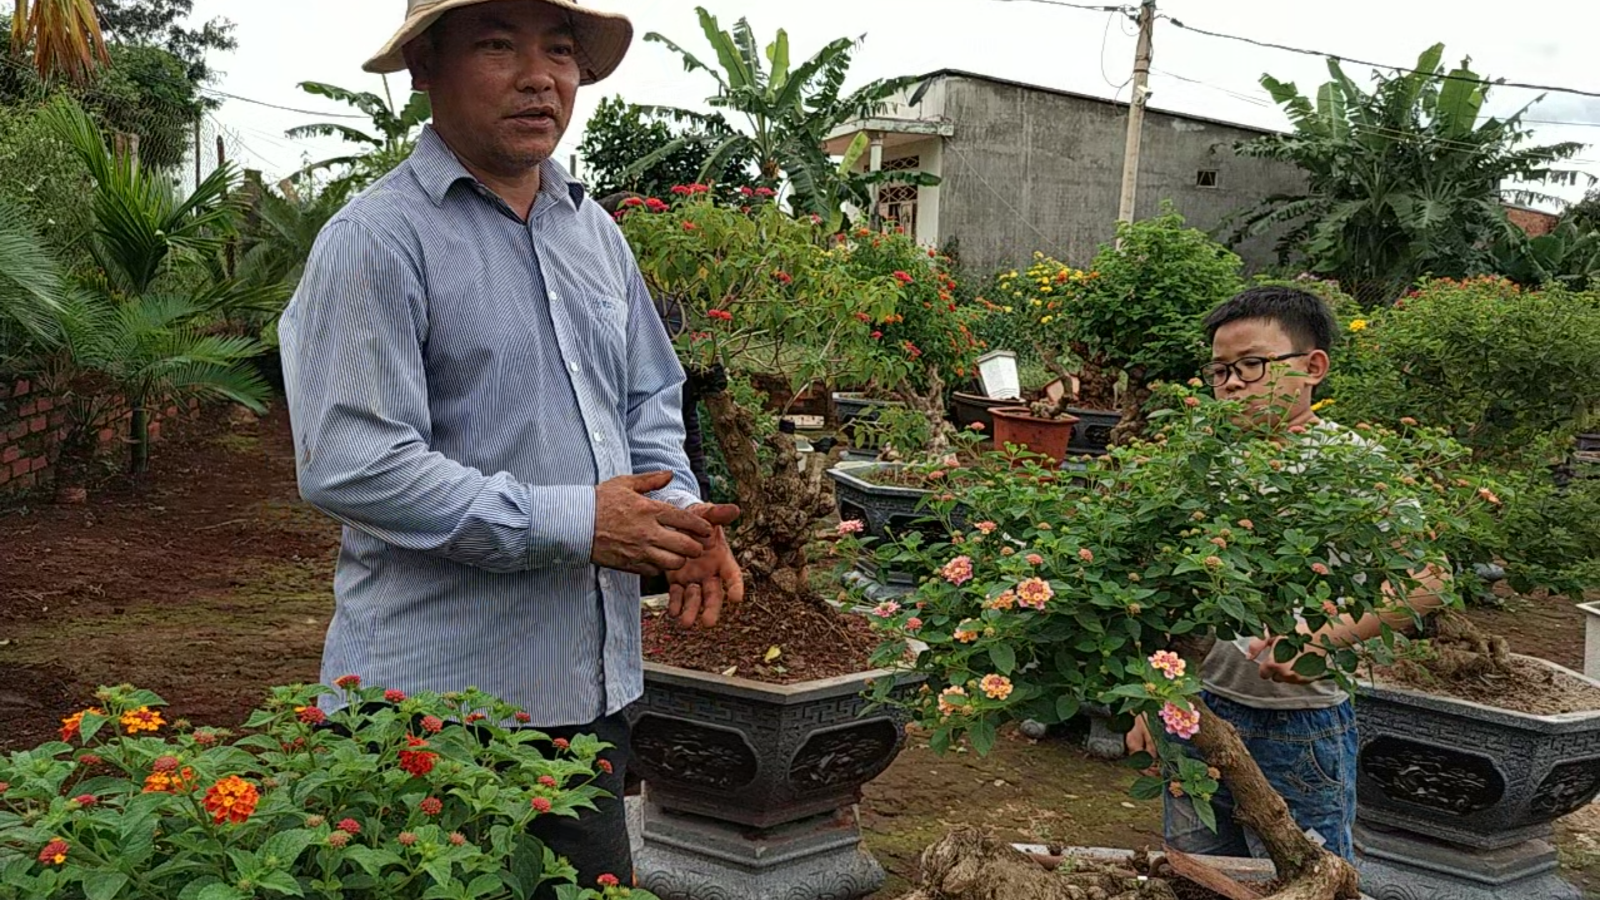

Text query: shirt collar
(411, 124), (586, 211)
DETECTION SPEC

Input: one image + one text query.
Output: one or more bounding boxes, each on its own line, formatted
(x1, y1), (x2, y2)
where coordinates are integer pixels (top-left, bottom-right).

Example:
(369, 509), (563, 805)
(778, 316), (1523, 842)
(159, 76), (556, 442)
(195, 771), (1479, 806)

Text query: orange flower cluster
(59, 707), (105, 743)
(120, 706), (165, 735)
(143, 766), (199, 794)
(202, 775), (260, 824)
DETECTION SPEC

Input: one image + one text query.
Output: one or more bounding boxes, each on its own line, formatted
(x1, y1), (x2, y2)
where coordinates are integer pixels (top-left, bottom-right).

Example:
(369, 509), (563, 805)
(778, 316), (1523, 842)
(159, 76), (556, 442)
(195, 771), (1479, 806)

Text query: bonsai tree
(847, 383), (1501, 899)
(0, 681), (649, 900)
(837, 226), (988, 458)
(1062, 208), (1243, 441)
(618, 188), (897, 609)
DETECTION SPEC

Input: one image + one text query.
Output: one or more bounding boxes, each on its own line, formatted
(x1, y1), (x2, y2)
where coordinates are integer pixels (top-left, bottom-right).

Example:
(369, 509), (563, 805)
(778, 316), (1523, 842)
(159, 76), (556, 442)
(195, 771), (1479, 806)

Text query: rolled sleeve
(279, 219), (596, 573)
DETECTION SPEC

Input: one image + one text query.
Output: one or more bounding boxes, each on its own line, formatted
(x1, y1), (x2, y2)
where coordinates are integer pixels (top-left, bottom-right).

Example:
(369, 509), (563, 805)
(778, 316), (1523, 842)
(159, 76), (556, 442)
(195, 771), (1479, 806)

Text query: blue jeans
(1164, 691), (1357, 861)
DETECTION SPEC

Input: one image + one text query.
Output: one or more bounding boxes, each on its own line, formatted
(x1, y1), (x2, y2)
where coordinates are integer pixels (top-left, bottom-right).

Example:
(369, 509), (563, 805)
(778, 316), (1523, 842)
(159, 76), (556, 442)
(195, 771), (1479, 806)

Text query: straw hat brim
(363, 0), (632, 86)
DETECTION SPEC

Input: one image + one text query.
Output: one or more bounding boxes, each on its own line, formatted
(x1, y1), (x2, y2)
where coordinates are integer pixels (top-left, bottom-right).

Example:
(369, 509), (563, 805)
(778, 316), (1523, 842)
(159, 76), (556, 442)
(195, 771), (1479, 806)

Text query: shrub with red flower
(0, 682), (633, 900)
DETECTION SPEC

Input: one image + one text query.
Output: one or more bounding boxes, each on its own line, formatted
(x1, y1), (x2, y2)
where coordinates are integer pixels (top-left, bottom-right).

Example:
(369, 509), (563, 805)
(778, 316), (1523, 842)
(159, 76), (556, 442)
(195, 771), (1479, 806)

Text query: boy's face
(1208, 318), (1329, 429)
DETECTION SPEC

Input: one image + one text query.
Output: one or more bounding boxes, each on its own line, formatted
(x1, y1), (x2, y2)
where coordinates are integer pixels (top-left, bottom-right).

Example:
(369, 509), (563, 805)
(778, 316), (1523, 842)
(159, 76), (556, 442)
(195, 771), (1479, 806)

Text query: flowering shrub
(988, 253), (1098, 368)
(849, 383), (1502, 822)
(1323, 276), (1600, 461)
(836, 228), (988, 396)
(0, 683), (649, 900)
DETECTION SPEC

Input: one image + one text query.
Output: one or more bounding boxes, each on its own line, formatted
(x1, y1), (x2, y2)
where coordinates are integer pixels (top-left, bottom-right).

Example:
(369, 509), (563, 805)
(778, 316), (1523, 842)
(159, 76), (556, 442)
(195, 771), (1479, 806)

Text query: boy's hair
(1203, 286), (1338, 353)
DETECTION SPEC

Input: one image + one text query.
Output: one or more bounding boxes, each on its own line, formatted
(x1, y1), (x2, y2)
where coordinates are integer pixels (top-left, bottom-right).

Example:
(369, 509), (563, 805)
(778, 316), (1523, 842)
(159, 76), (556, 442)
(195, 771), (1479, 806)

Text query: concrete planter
(827, 461), (962, 586)
(1355, 655), (1600, 850)
(830, 392), (903, 450)
(628, 662), (923, 900)
(1064, 406), (1121, 456)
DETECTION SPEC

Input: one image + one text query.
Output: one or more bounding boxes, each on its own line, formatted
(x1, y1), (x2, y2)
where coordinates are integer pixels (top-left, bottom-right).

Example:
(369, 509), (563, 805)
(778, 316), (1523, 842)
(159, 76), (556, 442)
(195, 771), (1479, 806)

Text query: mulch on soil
(642, 595), (883, 683)
(1375, 655), (1600, 716)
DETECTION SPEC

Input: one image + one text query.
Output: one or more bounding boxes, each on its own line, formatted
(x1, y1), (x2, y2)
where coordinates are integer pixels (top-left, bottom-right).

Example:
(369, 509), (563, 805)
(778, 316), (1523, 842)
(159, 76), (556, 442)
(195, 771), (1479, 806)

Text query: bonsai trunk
(1109, 365), (1151, 447)
(703, 390), (837, 608)
(896, 367), (956, 458)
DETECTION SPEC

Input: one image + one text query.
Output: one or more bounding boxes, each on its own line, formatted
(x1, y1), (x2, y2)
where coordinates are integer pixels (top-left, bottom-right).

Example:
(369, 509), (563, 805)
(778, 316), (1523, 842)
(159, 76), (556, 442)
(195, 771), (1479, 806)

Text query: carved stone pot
(1353, 655), (1600, 899)
(628, 662), (923, 900)
(827, 461), (965, 587)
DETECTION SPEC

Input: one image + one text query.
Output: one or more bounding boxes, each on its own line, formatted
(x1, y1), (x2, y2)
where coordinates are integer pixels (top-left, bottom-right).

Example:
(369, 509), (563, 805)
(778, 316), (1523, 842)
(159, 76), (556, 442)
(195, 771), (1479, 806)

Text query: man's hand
(1124, 714), (1159, 776)
(1246, 634), (1328, 686)
(666, 503), (744, 628)
(592, 472), (715, 576)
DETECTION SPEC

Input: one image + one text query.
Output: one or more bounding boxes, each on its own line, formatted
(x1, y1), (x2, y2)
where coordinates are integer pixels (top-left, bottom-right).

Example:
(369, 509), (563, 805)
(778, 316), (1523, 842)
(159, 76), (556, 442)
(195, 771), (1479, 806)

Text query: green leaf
(967, 719), (997, 756)
(1273, 639), (1298, 664)
(506, 833), (546, 900)
(988, 643), (1017, 675)
(1055, 695), (1080, 723)
(82, 871), (129, 900)
(423, 859), (455, 887)
(1130, 776), (1165, 801)
(1126, 751), (1154, 771)
(342, 846), (404, 879)
(255, 870), (305, 897)
(196, 885), (245, 900)
(1192, 795), (1219, 834)
(466, 874), (503, 899)
(1292, 653), (1329, 679)
(260, 829), (318, 870)
(928, 727), (952, 755)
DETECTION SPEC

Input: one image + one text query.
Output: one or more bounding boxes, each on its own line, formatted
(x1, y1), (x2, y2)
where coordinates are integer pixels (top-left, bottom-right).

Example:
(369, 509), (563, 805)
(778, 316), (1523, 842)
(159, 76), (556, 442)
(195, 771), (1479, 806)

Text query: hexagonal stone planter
(1355, 655), (1600, 849)
(628, 662), (923, 900)
(827, 461), (962, 587)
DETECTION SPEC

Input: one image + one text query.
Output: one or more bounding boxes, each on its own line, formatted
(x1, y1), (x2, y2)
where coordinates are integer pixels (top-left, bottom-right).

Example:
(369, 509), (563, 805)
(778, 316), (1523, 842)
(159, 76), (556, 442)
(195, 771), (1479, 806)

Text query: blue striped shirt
(279, 125), (700, 726)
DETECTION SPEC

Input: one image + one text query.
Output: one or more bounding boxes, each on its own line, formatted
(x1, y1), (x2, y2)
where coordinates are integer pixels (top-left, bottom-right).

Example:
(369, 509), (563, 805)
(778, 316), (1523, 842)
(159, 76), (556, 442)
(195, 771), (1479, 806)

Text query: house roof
(911, 68), (1288, 137)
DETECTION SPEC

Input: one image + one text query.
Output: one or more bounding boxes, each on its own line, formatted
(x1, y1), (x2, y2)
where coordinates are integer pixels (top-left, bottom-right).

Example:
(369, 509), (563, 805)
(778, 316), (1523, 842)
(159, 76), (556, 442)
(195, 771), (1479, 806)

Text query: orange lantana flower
(202, 775), (260, 824)
(120, 706), (165, 735)
(143, 766), (198, 794)
(60, 708), (106, 743)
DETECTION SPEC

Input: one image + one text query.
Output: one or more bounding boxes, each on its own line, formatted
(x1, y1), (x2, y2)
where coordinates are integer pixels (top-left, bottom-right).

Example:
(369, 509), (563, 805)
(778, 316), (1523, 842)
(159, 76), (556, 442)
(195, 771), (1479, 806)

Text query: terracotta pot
(990, 406), (1080, 462)
(949, 391), (1016, 439)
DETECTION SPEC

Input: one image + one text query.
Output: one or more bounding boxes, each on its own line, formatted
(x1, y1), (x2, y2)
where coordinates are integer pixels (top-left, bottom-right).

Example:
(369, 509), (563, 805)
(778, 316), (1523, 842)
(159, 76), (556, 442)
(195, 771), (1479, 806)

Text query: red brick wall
(1506, 205), (1559, 238)
(0, 377), (192, 497)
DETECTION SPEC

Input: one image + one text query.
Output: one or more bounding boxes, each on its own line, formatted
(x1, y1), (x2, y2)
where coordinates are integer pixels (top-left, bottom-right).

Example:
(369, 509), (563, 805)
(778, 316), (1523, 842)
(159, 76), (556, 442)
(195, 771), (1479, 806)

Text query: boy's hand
(1246, 634), (1329, 685)
(1124, 714), (1159, 775)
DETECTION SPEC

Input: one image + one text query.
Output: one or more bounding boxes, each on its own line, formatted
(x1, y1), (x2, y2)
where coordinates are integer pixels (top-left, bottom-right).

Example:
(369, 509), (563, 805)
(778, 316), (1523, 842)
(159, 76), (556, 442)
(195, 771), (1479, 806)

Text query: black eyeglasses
(1200, 352), (1310, 387)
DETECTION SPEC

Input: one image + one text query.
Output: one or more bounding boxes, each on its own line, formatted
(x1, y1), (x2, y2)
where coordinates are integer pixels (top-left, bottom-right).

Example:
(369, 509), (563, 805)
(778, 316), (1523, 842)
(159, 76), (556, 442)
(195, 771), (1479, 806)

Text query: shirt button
(569, 361), (580, 374)
(550, 291), (561, 302)
(593, 432), (604, 444)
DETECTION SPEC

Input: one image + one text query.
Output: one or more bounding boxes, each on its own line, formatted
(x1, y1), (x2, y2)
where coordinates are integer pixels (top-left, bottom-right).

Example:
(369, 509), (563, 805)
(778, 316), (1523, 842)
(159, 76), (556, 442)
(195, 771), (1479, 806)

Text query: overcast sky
(178, 0), (1600, 208)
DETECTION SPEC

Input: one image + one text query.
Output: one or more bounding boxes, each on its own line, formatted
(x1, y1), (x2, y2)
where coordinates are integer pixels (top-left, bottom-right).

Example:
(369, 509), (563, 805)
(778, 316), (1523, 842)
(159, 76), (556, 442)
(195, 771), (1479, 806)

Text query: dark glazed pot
(628, 663), (923, 828)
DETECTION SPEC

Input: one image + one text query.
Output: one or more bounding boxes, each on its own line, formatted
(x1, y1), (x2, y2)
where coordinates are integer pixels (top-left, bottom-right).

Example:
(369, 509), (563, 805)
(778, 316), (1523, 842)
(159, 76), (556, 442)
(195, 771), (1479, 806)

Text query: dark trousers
(530, 710), (635, 898)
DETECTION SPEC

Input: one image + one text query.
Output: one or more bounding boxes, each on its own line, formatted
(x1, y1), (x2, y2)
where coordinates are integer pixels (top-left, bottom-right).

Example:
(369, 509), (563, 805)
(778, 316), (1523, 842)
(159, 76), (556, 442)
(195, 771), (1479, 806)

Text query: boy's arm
(1250, 560), (1452, 685)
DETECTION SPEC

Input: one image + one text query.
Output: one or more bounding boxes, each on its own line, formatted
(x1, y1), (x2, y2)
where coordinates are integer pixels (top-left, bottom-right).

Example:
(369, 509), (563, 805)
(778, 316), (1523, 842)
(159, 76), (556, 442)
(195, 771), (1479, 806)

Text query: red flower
(419, 797), (443, 816)
(903, 340), (923, 359)
(421, 715), (444, 733)
(854, 312), (872, 323)
(384, 689), (406, 703)
(531, 796), (553, 813)
(202, 776), (261, 825)
(38, 838), (69, 866)
(670, 185), (691, 196)
(553, 738), (570, 751)
(334, 675), (361, 690)
(621, 197), (644, 208)
(152, 755), (180, 773)
(597, 759), (614, 775)
(465, 712), (486, 724)
(892, 270), (913, 285)
(707, 309), (734, 322)
(754, 187), (775, 198)
(772, 270), (793, 285)
(682, 222), (698, 232)
(398, 735), (438, 778)
(598, 874), (621, 887)
(870, 330), (883, 339)
(449, 832), (466, 846)
(77, 754), (102, 766)
(336, 818), (361, 835)
(515, 711), (531, 724)
(72, 794), (96, 807)
(739, 186), (754, 197)
(645, 197), (669, 213)
(398, 831), (418, 847)
(539, 775), (559, 788)
(297, 706), (327, 726)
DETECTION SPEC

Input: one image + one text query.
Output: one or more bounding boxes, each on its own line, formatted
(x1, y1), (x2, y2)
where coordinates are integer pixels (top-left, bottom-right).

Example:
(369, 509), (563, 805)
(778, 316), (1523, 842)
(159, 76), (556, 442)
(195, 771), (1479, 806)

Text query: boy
(1125, 285), (1450, 861)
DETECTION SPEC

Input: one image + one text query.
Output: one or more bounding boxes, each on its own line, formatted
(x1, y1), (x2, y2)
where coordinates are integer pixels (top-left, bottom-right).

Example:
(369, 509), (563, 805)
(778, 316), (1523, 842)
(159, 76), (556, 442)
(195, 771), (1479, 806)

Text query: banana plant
(637, 8), (935, 230)
(288, 77), (431, 198)
(7, 0), (109, 83)
(1232, 44), (1586, 304)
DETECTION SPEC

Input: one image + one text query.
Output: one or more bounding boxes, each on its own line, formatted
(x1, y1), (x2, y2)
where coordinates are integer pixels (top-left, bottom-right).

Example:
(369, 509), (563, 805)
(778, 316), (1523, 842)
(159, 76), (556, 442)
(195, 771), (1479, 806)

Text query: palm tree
(287, 78), (431, 199)
(0, 197), (65, 364)
(639, 9), (936, 230)
(1231, 44), (1585, 305)
(35, 96), (271, 475)
(7, 0), (109, 84)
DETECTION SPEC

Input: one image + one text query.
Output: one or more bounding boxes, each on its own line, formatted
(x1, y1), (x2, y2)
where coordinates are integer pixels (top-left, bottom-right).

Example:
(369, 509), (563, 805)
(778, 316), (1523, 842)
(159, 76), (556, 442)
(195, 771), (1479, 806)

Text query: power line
(1160, 15), (1600, 101)
(990, 0), (1132, 12)
(199, 88), (369, 120)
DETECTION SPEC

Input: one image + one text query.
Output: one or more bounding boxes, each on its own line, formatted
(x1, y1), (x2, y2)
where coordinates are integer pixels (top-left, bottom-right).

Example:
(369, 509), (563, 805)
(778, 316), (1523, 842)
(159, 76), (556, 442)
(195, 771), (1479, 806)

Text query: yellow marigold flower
(1002, 306), (1013, 313)
(1310, 398), (1334, 413)
(121, 707), (165, 735)
(1040, 315), (1053, 324)
(1348, 319), (1368, 332)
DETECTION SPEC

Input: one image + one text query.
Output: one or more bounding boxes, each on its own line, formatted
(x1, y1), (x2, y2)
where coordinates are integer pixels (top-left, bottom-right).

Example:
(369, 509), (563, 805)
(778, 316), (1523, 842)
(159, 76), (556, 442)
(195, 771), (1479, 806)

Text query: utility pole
(1116, 0), (1156, 228)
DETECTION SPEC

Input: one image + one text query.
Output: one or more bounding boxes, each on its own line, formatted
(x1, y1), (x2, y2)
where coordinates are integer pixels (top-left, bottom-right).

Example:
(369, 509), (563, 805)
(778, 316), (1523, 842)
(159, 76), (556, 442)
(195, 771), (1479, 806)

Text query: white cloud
(192, 0), (1598, 203)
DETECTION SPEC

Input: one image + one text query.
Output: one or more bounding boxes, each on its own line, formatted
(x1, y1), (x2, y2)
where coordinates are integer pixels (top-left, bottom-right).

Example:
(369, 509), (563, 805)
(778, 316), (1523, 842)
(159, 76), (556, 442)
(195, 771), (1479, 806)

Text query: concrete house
(823, 69), (1307, 276)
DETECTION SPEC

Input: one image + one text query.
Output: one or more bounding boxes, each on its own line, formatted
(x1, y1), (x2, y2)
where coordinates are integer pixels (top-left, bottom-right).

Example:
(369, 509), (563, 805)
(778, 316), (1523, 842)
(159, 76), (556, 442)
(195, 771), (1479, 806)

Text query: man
(277, 0), (743, 889)
(1125, 286), (1449, 861)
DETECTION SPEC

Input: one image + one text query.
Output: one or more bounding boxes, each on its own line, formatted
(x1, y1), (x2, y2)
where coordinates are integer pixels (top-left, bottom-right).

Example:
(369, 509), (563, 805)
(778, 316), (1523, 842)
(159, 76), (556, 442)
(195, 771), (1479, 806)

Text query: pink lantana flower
(941, 556), (974, 586)
(1015, 577), (1054, 610)
(1159, 701), (1201, 739)
(1149, 650), (1186, 680)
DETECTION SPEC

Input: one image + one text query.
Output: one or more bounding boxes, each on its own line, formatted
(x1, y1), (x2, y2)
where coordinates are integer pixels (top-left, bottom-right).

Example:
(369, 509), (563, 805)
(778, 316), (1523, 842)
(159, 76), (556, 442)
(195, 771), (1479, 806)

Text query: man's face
(1208, 318), (1328, 429)
(406, 1), (581, 178)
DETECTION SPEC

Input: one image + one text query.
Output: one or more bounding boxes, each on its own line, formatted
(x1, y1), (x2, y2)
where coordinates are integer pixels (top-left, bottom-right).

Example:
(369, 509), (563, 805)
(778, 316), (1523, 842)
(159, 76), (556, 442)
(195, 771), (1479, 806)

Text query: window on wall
(877, 156), (922, 234)
(1196, 170), (1219, 188)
